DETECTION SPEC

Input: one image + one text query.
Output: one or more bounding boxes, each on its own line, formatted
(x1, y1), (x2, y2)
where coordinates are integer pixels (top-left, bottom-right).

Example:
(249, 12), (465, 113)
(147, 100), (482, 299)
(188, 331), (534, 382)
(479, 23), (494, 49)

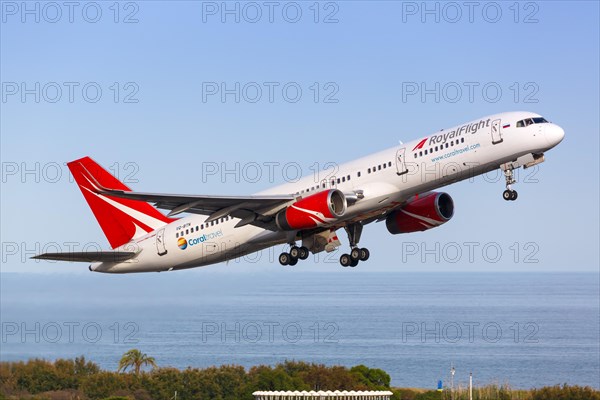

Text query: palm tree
(118, 349), (157, 374)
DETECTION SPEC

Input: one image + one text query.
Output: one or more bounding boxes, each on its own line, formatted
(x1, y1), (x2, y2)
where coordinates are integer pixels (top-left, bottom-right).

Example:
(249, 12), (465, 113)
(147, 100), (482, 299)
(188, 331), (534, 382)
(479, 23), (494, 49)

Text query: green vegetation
(117, 350), (157, 375)
(0, 351), (598, 400)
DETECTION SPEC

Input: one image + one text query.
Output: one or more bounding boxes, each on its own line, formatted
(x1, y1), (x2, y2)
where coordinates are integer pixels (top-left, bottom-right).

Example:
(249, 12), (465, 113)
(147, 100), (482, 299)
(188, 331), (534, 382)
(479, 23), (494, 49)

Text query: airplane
(33, 111), (565, 273)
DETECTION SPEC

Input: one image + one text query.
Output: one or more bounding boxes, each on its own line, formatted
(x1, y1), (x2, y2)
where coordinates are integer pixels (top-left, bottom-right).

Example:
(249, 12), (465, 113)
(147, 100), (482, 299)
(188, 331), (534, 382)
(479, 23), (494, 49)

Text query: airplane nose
(545, 124), (565, 148)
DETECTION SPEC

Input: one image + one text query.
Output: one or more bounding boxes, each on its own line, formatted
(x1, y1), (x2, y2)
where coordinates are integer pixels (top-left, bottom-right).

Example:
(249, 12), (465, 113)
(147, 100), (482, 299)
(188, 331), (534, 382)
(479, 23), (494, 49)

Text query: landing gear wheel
(359, 248), (370, 261)
(502, 166), (518, 201)
(279, 253), (291, 266)
(350, 247), (361, 261)
(349, 258), (359, 267)
(340, 254), (352, 267)
(289, 246), (300, 259)
(298, 246), (309, 260)
(288, 257), (298, 266)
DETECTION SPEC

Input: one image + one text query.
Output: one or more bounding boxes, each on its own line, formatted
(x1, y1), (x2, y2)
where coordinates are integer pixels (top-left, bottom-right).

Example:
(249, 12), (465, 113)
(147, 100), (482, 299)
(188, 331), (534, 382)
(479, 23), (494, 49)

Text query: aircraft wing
(98, 188), (296, 229)
(72, 158), (296, 229)
(32, 251), (138, 263)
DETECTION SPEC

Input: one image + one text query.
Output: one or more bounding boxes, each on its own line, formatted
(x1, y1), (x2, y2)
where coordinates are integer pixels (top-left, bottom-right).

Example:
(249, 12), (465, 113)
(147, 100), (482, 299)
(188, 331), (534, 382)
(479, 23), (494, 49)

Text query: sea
(1, 271), (598, 389)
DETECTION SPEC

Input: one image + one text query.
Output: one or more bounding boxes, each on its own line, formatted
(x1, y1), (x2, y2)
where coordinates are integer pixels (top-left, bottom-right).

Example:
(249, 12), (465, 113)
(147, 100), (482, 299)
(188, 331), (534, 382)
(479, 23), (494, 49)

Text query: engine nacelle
(386, 192), (454, 234)
(276, 189), (347, 231)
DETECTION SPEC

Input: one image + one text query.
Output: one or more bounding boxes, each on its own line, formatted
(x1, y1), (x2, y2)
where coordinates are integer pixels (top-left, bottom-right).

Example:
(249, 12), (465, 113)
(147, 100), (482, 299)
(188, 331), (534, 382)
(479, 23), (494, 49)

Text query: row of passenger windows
(516, 117), (548, 127)
(294, 161), (393, 195)
(175, 216), (232, 238)
(296, 174), (352, 195)
(414, 137), (465, 158)
(368, 161), (393, 174)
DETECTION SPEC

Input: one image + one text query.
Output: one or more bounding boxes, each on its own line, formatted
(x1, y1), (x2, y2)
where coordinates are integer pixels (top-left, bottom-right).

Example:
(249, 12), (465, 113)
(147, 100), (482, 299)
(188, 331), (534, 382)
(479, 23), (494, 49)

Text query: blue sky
(1, 1), (599, 274)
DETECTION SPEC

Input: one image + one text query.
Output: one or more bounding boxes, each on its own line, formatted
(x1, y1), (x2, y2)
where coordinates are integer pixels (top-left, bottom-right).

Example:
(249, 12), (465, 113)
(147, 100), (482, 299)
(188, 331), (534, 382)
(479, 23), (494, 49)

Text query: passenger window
(342, 176), (345, 182)
(383, 164), (386, 169)
(414, 153), (417, 158)
(388, 162), (392, 167)
(419, 151), (423, 157)
(425, 149), (428, 155)
(176, 232), (179, 238)
(445, 143), (449, 148)
(450, 141), (454, 146)
(185, 229), (189, 234)
(461, 138), (465, 143)
(201, 224), (204, 229)
(347, 175), (350, 180)
(368, 168), (371, 173)
(357, 171), (361, 177)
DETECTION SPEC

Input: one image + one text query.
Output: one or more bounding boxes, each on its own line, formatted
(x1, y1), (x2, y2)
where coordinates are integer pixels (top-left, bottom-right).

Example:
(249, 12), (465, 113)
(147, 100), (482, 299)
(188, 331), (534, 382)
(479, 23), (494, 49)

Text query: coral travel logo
(177, 237), (188, 250)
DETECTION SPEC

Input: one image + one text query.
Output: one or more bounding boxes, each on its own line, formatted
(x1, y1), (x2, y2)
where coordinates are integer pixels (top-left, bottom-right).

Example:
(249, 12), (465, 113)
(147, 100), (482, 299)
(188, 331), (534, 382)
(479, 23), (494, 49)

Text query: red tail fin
(67, 157), (175, 249)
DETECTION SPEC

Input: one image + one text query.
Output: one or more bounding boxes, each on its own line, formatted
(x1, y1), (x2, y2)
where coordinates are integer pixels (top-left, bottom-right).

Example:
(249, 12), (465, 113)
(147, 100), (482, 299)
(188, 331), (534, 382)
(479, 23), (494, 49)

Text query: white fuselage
(92, 111), (564, 273)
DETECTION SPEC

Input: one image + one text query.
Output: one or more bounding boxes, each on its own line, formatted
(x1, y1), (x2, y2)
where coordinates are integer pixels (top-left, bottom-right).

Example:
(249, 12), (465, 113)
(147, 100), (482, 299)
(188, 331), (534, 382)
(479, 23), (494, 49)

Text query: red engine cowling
(386, 192), (454, 234)
(276, 189), (347, 231)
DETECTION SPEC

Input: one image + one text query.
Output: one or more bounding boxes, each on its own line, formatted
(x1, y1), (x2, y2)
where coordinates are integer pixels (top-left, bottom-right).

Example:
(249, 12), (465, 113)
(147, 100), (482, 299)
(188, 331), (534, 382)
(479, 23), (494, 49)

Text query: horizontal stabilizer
(31, 251), (137, 263)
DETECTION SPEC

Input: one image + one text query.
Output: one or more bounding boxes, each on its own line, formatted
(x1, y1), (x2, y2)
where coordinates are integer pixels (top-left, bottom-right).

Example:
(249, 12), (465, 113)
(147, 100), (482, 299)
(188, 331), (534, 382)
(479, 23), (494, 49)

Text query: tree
(117, 349), (157, 375)
(350, 365), (391, 389)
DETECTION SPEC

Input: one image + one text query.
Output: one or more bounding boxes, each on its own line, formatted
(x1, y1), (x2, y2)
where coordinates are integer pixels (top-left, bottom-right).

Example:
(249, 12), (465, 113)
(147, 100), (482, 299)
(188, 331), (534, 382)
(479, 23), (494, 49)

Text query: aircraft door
(396, 148), (409, 176)
(156, 228), (167, 256)
(491, 119), (503, 144)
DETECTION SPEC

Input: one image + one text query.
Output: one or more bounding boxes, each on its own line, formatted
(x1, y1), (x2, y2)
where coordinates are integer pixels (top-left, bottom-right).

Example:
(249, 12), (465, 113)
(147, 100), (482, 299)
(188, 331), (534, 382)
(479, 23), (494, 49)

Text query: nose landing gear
(502, 167), (518, 201)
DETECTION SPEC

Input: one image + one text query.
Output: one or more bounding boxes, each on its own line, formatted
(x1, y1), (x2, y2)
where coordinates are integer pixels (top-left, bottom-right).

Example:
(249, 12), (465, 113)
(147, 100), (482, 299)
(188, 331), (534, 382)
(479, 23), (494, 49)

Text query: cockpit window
(516, 117), (549, 127)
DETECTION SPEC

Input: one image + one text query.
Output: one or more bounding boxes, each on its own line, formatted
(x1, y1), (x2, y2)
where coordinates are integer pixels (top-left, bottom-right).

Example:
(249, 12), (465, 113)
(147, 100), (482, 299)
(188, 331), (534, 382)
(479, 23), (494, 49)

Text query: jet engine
(276, 189), (346, 230)
(386, 192), (454, 234)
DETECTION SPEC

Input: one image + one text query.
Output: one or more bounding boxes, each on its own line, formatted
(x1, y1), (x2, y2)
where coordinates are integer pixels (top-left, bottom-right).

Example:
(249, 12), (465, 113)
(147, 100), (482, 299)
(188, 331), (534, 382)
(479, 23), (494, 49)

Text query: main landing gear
(502, 167), (518, 201)
(339, 223), (370, 267)
(279, 245), (309, 266)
